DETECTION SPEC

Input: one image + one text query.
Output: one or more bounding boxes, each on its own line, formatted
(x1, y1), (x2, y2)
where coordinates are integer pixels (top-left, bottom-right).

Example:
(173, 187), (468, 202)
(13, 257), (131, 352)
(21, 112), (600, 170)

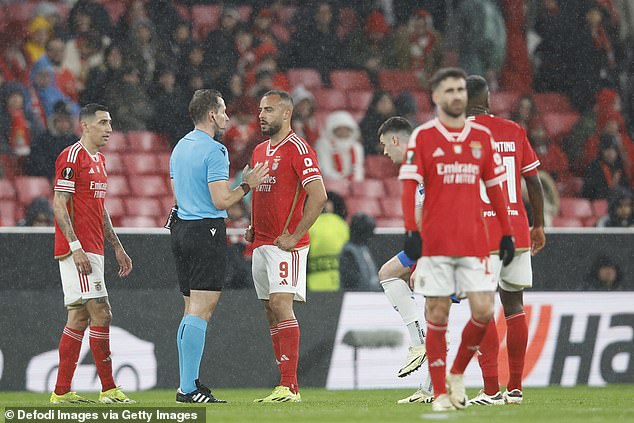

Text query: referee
(169, 89), (268, 403)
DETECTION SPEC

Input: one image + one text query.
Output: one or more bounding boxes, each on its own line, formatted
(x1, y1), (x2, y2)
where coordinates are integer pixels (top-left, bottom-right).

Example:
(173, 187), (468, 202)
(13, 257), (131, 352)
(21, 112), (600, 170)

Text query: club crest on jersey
(94, 281), (103, 291)
(406, 150), (415, 164)
(272, 155), (281, 171)
(470, 141), (482, 159)
(453, 145), (462, 154)
(62, 167), (74, 179)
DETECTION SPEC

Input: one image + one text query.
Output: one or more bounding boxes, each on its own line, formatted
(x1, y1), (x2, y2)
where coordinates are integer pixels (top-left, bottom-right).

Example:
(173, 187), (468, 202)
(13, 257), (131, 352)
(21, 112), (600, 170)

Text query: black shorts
(170, 218), (227, 295)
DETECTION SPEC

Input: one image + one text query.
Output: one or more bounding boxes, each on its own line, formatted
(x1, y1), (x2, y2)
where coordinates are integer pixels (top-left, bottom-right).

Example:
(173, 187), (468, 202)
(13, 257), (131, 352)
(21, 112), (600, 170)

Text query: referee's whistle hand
(243, 163), (269, 189)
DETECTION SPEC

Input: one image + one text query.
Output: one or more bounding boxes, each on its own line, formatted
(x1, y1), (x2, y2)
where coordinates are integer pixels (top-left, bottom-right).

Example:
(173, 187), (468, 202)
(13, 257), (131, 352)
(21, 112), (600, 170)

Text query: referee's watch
(240, 182), (251, 195)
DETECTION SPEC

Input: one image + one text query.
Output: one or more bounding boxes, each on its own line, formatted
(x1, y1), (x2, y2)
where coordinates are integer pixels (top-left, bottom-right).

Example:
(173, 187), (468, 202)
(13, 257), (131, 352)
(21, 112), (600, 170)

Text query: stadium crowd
(1, 0), (633, 232)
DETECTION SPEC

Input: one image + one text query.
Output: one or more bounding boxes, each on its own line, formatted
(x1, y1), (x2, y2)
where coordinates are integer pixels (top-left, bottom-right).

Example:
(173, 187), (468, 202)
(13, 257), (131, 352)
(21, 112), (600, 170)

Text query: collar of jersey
(78, 141), (101, 162)
(266, 130), (295, 156)
(433, 118), (472, 143)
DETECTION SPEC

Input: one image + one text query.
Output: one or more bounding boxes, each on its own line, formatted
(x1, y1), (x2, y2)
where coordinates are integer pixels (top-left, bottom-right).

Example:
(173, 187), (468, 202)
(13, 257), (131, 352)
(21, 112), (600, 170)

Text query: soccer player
(170, 89), (268, 403)
(50, 104), (134, 404)
(465, 75), (546, 406)
(399, 68), (515, 411)
(246, 90), (327, 403)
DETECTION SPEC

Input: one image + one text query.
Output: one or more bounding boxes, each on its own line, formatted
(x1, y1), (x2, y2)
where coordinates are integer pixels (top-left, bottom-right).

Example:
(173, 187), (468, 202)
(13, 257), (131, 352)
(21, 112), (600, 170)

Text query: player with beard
(246, 90), (327, 402)
(399, 68), (515, 411)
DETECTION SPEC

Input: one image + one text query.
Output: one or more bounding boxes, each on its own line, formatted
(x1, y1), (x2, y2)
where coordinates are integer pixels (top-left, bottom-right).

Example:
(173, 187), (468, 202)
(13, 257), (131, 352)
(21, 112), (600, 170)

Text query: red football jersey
(473, 115), (540, 251)
(399, 118), (506, 257)
(250, 131), (322, 249)
(54, 142), (107, 258)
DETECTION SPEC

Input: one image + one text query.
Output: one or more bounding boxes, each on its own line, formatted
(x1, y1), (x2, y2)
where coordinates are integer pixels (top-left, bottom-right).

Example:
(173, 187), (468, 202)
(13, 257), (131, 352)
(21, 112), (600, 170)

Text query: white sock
(381, 278), (425, 346)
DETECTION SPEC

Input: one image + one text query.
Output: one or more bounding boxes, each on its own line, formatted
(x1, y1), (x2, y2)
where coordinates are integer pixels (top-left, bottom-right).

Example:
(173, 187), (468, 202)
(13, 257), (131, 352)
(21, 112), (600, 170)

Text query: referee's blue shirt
(170, 129), (229, 220)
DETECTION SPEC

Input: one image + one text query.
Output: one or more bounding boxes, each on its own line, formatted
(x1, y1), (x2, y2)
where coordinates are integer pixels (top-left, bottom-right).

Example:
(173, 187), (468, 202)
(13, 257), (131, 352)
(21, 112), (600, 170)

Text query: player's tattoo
(95, 296), (109, 304)
(103, 208), (122, 248)
(53, 191), (78, 242)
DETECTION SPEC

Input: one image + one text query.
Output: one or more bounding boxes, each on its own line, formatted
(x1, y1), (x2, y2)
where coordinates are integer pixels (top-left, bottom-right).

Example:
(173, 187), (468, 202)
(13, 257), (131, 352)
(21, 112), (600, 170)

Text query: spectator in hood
(583, 133), (631, 200)
(340, 213), (380, 291)
(30, 59), (80, 118)
(315, 111), (364, 181)
(596, 187), (634, 228)
(291, 85), (319, 146)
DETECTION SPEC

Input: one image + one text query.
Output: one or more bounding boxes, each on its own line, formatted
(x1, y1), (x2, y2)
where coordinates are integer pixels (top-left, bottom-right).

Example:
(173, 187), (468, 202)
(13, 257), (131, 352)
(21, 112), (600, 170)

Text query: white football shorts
(252, 245), (308, 302)
(58, 252), (108, 307)
(490, 250), (532, 292)
(413, 256), (496, 297)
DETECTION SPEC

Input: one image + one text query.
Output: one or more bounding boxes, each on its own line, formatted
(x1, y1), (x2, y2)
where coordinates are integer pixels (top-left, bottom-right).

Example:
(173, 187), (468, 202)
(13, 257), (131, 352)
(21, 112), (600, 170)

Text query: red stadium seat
(14, 176), (51, 205)
(346, 197), (382, 218)
(123, 154), (160, 175)
(364, 155), (399, 179)
(559, 197), (593, 219)
(490, 91), (522, 116)
(323, 178), (350, 197)
(412, 91), (432, 112)
(0, 200), (17, 226)
(0, 179), (16, 199)
(350, 179), (385, 198)
(346, 90), (373, 112)
(105, 197), (125, 218)
(592, 199), (608, 217)
(124, 198), (162, 217)
(287, 68), (323, 90)
(552, 216), (583, 227)
(350, 110), (364, 122)
(556, 176), (583, 197)
(119, 216), (159, 227)
(103, 131), (128, 153)
(157, 152), (171, 175)
(128, 131), (170, 152)
(383, 178), (402, 198)
(380, 198), (403, 218)
(313, 89), (347, 111)
(375, 217), (403, 228)
(105, 152), (124, 174)
(191, 4), (221, 39)
(160, 196), (176, 212)
(542, 112), (580, 141)
(107, 175), (130, 197)
(330, 70), (372, 91)
(533, 92), (573, 113)
(378, 70), (421, 95)
(583, 216), (598, 227)
(130, 175), (168, 197)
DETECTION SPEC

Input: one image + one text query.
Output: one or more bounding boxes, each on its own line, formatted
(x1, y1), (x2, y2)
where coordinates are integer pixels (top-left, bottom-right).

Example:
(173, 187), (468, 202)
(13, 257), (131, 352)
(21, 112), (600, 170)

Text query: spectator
(315, 111), (364, 181)
(339, 213), (380, 291)
(62, 32), (104, 90)
(113, 0), (148, 43)
(104, 66), (153, 131)
(510, 94), (539, 131)
(522, 169), (559, 227)
(29, 60), (79, 118)
(582, 134), (631, 200)
(360, 91), (396, 154)
(394, 92), (420, 127)
(24, 16), (52, 63)
(529, 122), (569, 180)
(162, 21), (194, 65)
(0, 84), (31, 156)
(68, 0), (113, 38)
(148, 66), (190, 146)
(82, 43), (125, 104)
(24, 101), (76, 178)
(596, 187), (634, 227)
(178, 43), (214, 94)
(40, 37), (78, 102)
(245, 44), (290, 95)
(223, 96), (260, 176)
(582, 112), (634, 183)
(307, 191), (350, 291)
(203, 6), (241, 94)
(0, 21), (30, 86)
(581, 255), (623, 291)
(19, 197), (53, 227)
(33, 2), (68, 40)
(125, 18), (165, 85)
(234, 26), (257, 78)
(251, 8), (281, 49)
(146, 0), (183, 44)
(533, 0), (572, 93)
(291, 85), (320, 146)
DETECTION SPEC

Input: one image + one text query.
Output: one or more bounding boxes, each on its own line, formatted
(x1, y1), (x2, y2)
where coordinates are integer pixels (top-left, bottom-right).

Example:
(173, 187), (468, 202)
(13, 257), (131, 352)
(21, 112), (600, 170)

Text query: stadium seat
(583, 216), (598, 227)
(416, 111), (435, 123)
(103, 131), (128, 152)
(346, 90), (373, 112)
(0, 200), (17, 226)
(350, 110), (364, 122)
(412, 91), (432, 113)
(378, 70), (421, 95)
(559, 197), (593, 219)
(330, 70), (372, 91)
(129, 175), (168, 197)
(592, 199), (608, 217)
(542, 112), (580, 141)
(490, 91), (521, 116)
(383, 178), (402, 198)
(124, 198), (162, 217)
(552, 216), (583, 227)
(313, 89), (347, 111)
(556, 176), (583, 197)
(346, 197), (382, 218)
(534, 92), (573, 113)
(105, 197), (125, 218)
(157, 152), (171, 175)
(287, 68), (323, 90)
(119, 216), (159, 228)
(14, 176), (51, 205)
(123, 154), (160, 175)
(0, 179), (16, 199)
(323, 178), (350, 197)
(105, 153), (124, 174)
(380, 198), (403, 218)
(191, 4), (221, 39)
(375, 217), (403, 228)
(107, 175), (130, 197)
(364, 155), (399, 179)
(350, 179), (385, 198)
(160, 196), (175, 212)
(128, 131), (170, 152)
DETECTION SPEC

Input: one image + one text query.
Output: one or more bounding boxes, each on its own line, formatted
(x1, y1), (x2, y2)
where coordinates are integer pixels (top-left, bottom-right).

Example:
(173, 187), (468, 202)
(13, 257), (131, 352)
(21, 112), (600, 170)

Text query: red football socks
(426, 321), (448, 397)
(451, 317), (488, 375)
(477, 319), (500, 395)
(506, 312), (528, 391)
(55, 326), (85, 395)
(90, 326), (116, 392)
(277, 319), (300, 394)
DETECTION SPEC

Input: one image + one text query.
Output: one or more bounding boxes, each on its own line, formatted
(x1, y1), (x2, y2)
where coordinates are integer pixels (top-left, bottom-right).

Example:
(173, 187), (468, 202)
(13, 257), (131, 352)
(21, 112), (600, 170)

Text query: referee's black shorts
(170, 217), (226, 295)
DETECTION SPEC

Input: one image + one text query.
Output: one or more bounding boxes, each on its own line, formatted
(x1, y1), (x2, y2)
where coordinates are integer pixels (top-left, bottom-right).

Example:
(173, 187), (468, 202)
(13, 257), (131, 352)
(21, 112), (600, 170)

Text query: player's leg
(171, 222), (190, 391)
(379, 253), (427, 378)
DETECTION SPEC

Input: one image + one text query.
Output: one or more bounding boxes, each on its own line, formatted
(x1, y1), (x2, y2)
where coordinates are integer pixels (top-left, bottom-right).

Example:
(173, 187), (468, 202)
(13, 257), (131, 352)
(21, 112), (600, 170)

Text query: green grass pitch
(2, 386), (634, 423)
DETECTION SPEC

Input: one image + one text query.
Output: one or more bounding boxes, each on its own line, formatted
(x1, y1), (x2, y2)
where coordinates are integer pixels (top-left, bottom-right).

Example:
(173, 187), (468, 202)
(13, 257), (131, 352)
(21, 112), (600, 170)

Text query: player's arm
(104, 207), (133, 277)
(275, 179), (327, 251)
(209, 163), (269, 210)
(485, 183), (515, 265)
(401, 179), (422, 260)
(525, 173), (546, 255)
(53, 190), (92, 275)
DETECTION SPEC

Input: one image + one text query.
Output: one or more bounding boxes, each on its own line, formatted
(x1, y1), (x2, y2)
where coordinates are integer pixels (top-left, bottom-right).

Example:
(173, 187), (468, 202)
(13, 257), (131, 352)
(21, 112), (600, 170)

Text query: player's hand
(245, 225), (254, 243)
(243, 162), (269, 189)
(403, 231), (422, 261)
(114, 245), (133, 277)
(530, 226), (546, 256)
(275, 229), (298, 251)
(72, 249), (92, 275)
(499, 235), (515, 266)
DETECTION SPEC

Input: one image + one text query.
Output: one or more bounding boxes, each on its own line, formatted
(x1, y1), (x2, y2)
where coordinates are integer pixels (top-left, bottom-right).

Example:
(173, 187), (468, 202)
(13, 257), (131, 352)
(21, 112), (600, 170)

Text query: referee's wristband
(69, 240), (82, 252)
(240, 182), (251, 195)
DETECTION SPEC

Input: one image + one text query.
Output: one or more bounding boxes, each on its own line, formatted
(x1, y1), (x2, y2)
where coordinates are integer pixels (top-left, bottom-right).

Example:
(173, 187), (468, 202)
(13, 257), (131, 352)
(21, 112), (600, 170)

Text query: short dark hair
(378, 116), (412, 137)
(466, 75), (489, 99)
(262, 89), (294, 108)
(189, 89), (223, 124)
(80, 104), (109, 121)
(429, 67), (467, 91)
